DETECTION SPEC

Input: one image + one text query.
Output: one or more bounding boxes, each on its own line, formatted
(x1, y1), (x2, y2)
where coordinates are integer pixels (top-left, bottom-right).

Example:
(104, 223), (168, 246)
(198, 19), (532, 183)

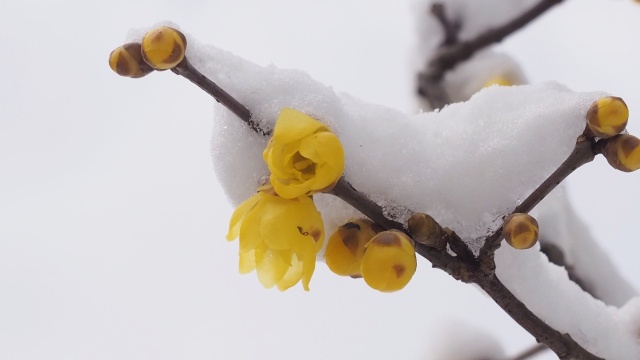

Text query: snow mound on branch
(496, 245), (640, 359)
(533, 186), (637, 307)
(126, 29), (602, 254)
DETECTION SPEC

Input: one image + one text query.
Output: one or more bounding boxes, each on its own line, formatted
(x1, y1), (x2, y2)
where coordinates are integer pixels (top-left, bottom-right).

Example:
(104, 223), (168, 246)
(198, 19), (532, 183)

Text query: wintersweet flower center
(264, 108), (345, 199)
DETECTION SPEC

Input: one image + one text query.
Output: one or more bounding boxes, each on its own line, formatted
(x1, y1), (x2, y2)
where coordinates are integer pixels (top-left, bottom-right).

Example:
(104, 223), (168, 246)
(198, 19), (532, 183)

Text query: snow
(181, 25), (604, 252)
(533, 186), (637, 307)
(496, 245), (640, 359)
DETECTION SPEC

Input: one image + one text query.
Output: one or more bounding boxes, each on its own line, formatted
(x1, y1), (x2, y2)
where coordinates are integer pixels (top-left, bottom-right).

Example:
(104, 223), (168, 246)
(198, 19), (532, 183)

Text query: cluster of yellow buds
(226, 108), (345, 291)
(109, 26), (187, 78)
(325, 219), (417, 292)
(586, 96), (640, 172)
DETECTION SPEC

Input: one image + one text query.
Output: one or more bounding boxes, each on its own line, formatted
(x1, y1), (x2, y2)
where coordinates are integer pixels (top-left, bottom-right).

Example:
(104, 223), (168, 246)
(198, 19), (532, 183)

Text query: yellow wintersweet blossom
(226, 186), (324, 291)
(360, 230), (417, 292)
(263, 108), (345, 199)
(483, 76), (513, 88)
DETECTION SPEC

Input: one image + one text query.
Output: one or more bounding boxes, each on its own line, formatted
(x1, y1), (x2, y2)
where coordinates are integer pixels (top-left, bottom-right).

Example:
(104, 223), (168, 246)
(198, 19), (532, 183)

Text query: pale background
(1, 1), (638, 359)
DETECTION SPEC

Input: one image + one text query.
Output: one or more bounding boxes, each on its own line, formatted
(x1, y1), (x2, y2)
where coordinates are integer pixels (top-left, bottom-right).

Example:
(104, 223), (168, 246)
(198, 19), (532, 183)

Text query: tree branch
(417, 0), (564, 109)
(478, 134), (610, 269)
(509, 343), (548, 360)
(474, 274), (603, 360)
(167, 54), (605, 360)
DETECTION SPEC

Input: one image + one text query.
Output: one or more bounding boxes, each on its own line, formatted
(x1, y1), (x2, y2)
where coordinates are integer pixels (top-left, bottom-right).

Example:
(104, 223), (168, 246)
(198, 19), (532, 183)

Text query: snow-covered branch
(417, 0), (564, 109)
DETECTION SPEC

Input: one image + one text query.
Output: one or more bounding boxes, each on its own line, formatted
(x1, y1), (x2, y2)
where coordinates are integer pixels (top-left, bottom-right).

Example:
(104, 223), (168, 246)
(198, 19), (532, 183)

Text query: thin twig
(172, 59), (269, 136)
(417, 0), (564, 109)
(510, 343), (548, 360)
(478, 134), (607, 267)
(430, 3), (459, 46)
(474, 274), (604, 360)
(169, 54), (605, 360)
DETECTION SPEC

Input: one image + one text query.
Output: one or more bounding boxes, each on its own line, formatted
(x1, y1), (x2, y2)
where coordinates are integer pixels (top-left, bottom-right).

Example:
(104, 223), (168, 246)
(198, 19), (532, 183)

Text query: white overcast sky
(1, 1), (639, 359)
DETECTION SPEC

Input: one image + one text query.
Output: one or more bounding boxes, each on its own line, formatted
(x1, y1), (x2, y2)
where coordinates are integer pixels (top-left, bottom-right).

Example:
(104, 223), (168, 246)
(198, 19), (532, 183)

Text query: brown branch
(172, 59), (270, 137)
(509, 343), (548, 360)
(430, 3), (460, 46)
(168, 54), (605, 360)
(417, 0), (564, 109)
(473, 274), (604, 360)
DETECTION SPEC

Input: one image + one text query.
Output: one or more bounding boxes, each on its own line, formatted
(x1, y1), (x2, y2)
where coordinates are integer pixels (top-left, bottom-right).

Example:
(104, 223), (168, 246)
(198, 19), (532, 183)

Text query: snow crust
(496, 245), (640, 359)
(124, 25), (605, 253)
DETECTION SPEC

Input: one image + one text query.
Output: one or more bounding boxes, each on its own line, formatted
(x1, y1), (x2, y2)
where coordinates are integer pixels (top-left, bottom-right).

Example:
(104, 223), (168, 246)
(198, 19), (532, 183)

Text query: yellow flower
(226, 187), (324, 291)
(263, 108), (345, 199)
(360, 230), (417, 292)
(325, 219), (381, 277)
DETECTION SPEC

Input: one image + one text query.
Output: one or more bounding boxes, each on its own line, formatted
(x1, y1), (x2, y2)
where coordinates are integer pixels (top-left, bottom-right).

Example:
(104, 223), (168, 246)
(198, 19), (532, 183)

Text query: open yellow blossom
(360, 230), (417, 292)
(325, 219), (381, 277)
(263, 108), (345, 199)
(226, 187), (324, 291)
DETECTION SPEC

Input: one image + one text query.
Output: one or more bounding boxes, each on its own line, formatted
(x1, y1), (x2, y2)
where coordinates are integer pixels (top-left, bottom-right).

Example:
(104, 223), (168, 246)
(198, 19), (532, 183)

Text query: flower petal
(276, 253), (304, 291)
(255, 247), (292, 289)
(272, 108), (328, 144)
(239, 249), (256, 274)
(226, 192), (265, 241)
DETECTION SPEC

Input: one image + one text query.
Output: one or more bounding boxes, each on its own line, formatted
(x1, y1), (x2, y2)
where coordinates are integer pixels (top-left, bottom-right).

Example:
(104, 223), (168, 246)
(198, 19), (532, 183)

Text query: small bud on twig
(586, 97), (628, 138)
(603, 134), (640, 172)
(108, 43), (154, 78)
(141, 26), (187, 70)
(407, 212), (446, 251)
(502, 213), (539, 250)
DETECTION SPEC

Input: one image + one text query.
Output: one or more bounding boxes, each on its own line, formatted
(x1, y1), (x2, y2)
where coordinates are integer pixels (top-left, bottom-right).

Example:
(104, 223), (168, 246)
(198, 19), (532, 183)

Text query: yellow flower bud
(360, 230), (417, 292)
(483, 76), (513, 88)
(325, 219), (382, 277)
(108, 43), (154, 78)
(603, 134), (640, 172)
(227, 187), (324, 291)
(141, 26), (187, 70)
(263, 108), (345, 199)
(407, 212), (445, 250)
(502, 213), (539, 250)
(586, 97), (629, 138)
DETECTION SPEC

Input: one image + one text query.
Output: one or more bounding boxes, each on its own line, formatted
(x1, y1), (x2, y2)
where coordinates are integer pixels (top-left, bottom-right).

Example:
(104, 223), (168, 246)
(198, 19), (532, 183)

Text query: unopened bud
(603, 134), (640, 172)
(502, 213), (539, 250)
(407, 212), (445, 251)
(325, 219), (381, 277)
(108, 43), (154, 78)
(141, 26), (187, 70)
(586, 97), (628, 138)
(360, 230), (417, 292)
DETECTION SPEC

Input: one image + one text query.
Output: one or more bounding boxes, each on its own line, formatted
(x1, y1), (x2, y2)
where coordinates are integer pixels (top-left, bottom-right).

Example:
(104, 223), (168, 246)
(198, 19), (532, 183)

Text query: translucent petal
(239, 249), (256, 274)
(277, 254), (304, 291)
(255, 248), (291, 289)
(238, 198), (270, 253)
(272, 108), (328, 144)
(226, 192), (264, 241)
